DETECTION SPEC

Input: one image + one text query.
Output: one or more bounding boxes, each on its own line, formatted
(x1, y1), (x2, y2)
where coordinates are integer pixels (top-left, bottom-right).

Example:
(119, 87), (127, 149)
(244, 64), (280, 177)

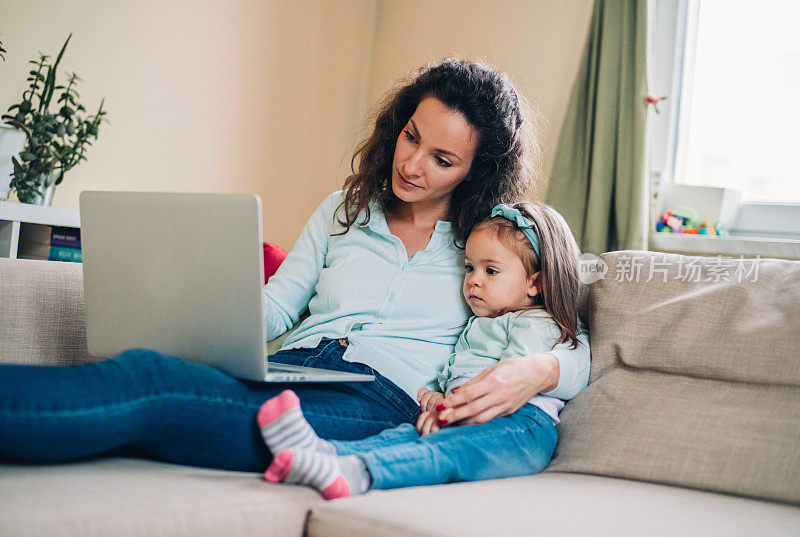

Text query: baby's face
(462, 228), (537, 318)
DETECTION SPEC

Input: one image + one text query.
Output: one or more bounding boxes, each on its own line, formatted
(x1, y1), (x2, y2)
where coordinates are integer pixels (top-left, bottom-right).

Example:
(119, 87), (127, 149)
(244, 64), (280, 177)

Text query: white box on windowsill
(657, 183), (742, 230)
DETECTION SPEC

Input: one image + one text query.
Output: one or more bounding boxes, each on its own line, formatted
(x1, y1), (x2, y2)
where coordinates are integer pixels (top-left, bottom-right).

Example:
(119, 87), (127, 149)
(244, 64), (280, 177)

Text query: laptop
(79, 191), (374, 383)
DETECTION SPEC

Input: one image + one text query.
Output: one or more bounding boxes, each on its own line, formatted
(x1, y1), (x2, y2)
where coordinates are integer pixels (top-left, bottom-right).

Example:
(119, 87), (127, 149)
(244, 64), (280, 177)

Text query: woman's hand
(436, 353), (559, 426)
(416, 410), (441, 436)
(416, 388), (445, 413)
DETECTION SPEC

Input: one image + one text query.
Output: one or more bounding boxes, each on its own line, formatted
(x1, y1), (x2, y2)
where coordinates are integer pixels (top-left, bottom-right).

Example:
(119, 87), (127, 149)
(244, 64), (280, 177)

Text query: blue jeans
(0, 340), (419, 471)
(331, 403), (557, 490)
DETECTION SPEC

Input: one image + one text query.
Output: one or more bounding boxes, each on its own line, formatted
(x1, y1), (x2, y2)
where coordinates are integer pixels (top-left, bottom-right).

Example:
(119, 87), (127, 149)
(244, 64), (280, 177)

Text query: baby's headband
(490, 204), (540, 258)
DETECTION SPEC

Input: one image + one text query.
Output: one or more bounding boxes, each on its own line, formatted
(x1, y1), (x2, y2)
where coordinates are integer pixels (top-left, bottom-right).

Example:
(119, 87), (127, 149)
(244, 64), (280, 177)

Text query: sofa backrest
(547, 251), (800, 505)
(0, 258), (94, 366)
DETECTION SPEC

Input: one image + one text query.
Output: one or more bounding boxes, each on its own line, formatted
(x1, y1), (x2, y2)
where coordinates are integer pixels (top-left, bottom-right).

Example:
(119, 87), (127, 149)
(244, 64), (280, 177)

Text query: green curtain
(545, 0), (649, 255)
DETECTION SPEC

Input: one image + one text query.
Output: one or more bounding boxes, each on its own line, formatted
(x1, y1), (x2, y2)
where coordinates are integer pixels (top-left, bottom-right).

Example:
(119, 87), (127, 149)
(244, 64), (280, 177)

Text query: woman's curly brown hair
(337, 58), (542, 246)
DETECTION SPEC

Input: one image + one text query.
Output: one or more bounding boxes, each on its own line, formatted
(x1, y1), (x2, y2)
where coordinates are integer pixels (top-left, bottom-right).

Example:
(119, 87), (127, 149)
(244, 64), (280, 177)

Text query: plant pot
(31, 171), (58, 206)
(0, 125), (27, 201)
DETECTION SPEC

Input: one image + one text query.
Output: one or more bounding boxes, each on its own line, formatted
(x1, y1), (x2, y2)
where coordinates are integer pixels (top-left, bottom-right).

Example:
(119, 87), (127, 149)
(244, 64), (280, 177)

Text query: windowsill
(650, 233), (800, 260)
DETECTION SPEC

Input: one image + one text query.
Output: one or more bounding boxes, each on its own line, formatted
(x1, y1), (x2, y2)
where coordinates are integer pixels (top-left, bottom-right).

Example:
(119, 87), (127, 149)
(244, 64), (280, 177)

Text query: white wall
(0, 0), (376, 249)
(367, 0), (595, 195)
(0, 0), (593, 247)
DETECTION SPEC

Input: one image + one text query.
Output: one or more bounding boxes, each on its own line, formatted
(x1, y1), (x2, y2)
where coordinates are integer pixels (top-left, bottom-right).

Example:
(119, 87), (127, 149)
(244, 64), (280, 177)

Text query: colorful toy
(666, 215), (683, 229)
(655, 208), (727, 236)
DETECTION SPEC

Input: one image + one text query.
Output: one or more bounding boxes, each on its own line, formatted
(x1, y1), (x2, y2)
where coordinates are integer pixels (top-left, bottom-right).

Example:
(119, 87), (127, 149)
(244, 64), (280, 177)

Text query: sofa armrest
(0, 258), (96, 366)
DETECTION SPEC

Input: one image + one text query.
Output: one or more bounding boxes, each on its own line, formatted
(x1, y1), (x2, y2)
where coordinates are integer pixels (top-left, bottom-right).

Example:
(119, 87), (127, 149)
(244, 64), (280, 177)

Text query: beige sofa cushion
(586, 251), (800, 384)
(307, 473), (800, 537)
(0, 458), (321, 537)
(548, 251), (800, 504)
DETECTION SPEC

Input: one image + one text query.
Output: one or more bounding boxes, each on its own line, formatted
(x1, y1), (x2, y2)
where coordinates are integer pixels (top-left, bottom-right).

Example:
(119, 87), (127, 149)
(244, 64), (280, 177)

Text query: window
(675, 0), (800, 203)
(652, 0), (800, 243)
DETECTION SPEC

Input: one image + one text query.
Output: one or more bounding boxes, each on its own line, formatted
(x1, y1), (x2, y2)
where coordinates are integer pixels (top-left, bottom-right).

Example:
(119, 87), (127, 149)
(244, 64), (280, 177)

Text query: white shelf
(0, 201), (80, 260)
(0, 200), (80, 227)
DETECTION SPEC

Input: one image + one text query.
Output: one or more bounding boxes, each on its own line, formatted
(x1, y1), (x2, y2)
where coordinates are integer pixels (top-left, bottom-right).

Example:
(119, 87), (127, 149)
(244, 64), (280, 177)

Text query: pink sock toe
(320, 475), (351, 500)
(264, 449), (294, 482)
(257, 390), (300, 427)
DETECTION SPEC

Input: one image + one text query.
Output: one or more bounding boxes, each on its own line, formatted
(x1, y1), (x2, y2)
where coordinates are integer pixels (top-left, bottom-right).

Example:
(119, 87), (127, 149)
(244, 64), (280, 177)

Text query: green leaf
(52, 34), (71, 72)
(40, 67), (56, 112)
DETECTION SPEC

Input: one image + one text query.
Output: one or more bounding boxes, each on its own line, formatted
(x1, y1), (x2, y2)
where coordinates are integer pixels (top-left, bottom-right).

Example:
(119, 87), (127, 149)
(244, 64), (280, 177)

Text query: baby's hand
(415, 410), (441, 436)
(416, 388), (445, 413)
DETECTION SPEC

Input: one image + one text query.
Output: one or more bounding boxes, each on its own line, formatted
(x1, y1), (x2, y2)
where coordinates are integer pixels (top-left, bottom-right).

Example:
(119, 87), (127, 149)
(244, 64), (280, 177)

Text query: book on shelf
(49, 245), (82, 263)
(50, 226), (81, 249)
(15, 223), (82, 261)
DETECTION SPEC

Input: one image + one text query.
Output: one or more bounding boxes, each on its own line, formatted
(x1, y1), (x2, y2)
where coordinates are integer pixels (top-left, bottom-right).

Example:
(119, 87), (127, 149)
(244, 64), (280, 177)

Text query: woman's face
(391, 96), (478, 210)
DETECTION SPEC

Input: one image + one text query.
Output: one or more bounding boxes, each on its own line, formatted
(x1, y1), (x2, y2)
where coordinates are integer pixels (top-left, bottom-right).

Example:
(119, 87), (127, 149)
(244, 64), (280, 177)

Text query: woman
(0, 58), (590, 472)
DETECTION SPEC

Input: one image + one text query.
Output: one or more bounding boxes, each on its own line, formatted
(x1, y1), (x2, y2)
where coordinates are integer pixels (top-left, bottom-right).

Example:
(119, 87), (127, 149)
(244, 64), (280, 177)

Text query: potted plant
(1, 34), (108, 205)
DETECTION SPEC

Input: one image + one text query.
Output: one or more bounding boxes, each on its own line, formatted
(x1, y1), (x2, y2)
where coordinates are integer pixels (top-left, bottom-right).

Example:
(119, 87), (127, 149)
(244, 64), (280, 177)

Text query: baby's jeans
(330, 403), (557, 490)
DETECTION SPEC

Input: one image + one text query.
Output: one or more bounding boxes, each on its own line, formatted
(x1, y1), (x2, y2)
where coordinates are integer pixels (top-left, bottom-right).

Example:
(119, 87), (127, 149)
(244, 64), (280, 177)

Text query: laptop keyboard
(268, 363), (316, 373)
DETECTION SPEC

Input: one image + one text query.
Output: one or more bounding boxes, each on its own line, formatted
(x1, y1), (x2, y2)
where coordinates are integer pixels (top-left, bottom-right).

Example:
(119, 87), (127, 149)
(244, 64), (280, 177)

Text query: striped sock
(257, 390), (337, 455)
(264, 448), (372, 500)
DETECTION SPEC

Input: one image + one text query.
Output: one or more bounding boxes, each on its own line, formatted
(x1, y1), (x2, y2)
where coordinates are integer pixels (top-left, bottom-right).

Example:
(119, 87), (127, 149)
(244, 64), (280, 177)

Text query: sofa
(1, 251), (799, 537)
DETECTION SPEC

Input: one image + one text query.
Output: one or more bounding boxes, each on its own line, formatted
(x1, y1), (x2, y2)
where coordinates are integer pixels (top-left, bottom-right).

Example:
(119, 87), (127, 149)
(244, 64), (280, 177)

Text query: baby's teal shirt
(439, 310), (579, 423)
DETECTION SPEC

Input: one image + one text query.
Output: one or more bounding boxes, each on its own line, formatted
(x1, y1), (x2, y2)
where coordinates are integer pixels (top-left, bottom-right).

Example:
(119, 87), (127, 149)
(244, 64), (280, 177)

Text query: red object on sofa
(263, 242), (288, 283)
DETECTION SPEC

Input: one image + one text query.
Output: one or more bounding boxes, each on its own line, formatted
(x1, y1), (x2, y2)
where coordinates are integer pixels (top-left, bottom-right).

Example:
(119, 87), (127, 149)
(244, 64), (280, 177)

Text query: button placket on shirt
(371, 210), (448, 319)
(378, 240), (408, 318)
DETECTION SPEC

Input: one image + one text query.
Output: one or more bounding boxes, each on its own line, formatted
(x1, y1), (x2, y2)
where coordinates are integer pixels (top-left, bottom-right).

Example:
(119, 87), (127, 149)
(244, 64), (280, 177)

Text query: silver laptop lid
(80, 191), (267, 380)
